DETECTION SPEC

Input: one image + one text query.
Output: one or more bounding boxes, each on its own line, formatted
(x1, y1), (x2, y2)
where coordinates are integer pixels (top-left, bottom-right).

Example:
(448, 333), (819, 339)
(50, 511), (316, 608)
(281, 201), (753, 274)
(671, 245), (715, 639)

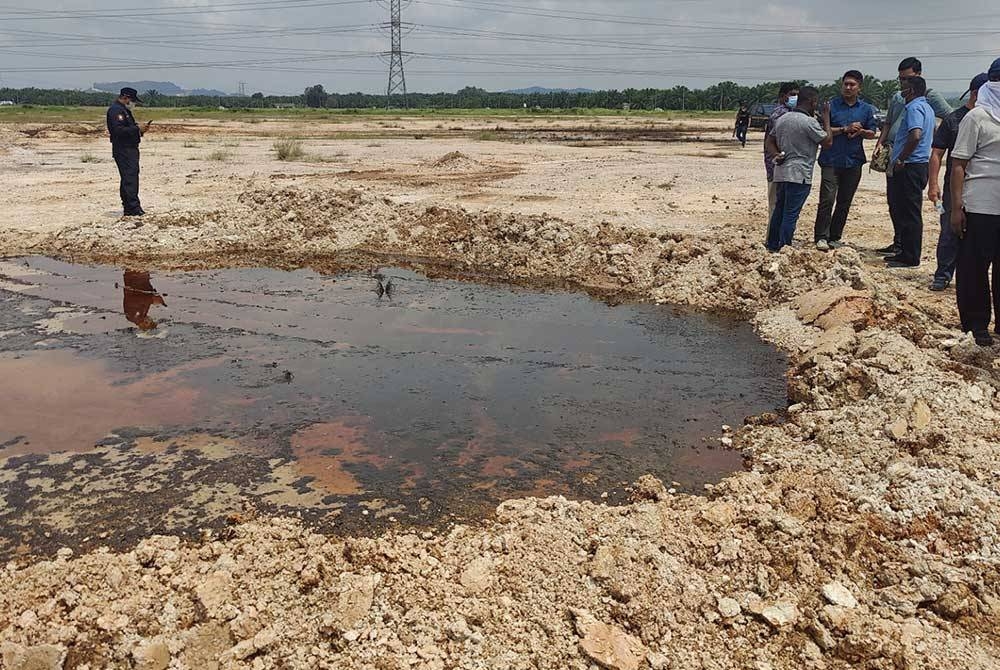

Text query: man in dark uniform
(734, 102), (751, 148)
(106, 87), (151, 216)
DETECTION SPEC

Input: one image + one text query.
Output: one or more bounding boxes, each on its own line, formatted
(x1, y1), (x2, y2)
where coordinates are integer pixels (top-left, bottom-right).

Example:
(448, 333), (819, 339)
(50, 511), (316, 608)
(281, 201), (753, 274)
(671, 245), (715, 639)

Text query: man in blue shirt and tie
(886, 76), (936, 268)
(814, 70), (878, 251)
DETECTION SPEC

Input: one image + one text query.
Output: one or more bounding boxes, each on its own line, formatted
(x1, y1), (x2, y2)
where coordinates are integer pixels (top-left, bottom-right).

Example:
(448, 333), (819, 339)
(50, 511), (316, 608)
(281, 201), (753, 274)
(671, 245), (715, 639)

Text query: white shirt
(953, 107), (1000, 216)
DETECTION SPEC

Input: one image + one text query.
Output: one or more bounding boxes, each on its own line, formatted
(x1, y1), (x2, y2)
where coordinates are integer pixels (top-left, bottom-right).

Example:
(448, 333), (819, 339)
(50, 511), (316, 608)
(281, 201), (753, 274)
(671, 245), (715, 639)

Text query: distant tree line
(0, 76), (905, 111)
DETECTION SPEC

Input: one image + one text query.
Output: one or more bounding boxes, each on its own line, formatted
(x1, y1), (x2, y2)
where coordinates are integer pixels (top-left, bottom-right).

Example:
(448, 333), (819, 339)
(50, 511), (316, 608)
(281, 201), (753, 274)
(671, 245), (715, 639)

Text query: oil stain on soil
(0, 256), (787, 558)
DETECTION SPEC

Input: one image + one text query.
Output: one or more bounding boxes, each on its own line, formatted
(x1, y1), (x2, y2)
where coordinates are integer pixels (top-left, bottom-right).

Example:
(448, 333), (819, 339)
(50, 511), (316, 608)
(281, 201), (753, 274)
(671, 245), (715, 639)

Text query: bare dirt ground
(1, 114), (999, 670)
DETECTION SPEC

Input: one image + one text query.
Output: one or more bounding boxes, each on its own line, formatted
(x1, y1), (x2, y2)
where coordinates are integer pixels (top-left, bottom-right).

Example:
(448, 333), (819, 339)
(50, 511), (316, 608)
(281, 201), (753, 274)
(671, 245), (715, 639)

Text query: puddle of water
(0, 256), (787, 556)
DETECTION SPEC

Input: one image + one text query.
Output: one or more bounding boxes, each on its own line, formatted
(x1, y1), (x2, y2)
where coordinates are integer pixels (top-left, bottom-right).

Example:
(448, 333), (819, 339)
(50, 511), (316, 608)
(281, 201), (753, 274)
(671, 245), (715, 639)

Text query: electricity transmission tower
(379, 0), (410, 109)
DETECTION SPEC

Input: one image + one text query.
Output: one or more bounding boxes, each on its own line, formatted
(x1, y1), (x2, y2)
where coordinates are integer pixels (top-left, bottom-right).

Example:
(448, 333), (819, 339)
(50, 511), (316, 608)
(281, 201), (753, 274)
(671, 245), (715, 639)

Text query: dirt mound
(428, 151), (484, 172)
(19, 124), (104, 139)
(2, 465), (998, 670)
(39, 183), (405, 260)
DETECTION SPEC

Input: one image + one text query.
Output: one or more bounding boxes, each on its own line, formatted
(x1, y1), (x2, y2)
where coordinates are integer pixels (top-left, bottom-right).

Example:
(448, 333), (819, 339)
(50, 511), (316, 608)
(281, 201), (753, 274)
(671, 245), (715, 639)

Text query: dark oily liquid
(0, 256), (787, 557)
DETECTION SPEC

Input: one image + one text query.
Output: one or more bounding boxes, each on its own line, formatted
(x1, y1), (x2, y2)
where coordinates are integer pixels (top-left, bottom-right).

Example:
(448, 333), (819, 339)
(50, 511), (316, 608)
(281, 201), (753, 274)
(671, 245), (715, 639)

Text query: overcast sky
(1, 0), (997, 95)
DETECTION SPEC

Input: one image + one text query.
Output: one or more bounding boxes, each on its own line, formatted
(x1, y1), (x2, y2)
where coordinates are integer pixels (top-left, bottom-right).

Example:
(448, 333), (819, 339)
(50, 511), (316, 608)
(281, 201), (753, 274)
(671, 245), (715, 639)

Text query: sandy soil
(1, 114), (999, 670)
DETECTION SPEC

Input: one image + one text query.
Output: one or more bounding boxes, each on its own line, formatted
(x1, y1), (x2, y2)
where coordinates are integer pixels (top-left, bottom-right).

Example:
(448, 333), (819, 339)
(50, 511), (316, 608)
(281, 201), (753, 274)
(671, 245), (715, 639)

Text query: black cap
(990, 58), (1000, 80)
(962, 73), (990, 99)
(119, 87), (142, 103)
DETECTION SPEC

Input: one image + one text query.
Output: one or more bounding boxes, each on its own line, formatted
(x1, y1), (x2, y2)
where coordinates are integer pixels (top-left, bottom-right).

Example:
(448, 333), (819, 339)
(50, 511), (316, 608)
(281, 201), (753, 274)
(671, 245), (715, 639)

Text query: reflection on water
(122, 269), (165, 331)
(0, 257), (788, 556)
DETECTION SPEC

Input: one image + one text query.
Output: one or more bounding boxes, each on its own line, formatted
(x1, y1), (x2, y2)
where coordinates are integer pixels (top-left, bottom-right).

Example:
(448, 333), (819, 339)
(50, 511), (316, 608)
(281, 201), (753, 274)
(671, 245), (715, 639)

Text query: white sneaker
(816, 239), (830, 251)
(828, 240), (845, 249)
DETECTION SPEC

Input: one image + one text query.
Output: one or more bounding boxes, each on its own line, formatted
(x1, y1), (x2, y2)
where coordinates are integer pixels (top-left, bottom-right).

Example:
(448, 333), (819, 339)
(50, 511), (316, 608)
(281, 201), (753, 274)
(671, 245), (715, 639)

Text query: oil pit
(0, 256), (787, 558)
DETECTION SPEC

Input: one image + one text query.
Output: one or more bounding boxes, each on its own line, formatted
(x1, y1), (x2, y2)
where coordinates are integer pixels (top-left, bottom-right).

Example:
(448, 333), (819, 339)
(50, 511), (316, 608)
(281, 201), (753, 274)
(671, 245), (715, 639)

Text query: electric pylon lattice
(380, 0), (409, 109)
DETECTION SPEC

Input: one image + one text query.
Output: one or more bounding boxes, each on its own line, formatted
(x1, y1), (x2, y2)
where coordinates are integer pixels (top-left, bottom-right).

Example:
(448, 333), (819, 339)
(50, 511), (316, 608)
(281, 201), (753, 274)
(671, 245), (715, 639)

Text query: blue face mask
(786, 96), (798, 108)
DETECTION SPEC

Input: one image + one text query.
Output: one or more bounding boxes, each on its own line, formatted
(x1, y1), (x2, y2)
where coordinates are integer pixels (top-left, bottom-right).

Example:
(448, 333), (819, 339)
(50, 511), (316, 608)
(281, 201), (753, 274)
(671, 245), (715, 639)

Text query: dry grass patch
(273, 138), (305, 161)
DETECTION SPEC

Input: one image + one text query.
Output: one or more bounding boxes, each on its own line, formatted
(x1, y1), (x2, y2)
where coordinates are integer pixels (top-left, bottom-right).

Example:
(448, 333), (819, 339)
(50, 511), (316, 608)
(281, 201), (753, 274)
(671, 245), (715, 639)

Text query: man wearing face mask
(885, 76), (936, 268)
(764, 86), (833, 252)
(106, 87), (152, 217)
(950, 58), (1000, 346)
(926, 72), (989, 291)
(764, 82), (800, 221)
(873, 57), (952, 255)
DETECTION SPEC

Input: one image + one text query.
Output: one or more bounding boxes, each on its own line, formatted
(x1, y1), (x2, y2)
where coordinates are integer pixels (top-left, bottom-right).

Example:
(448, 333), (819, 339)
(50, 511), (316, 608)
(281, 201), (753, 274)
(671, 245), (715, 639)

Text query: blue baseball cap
(963, 73), (990, 98)
(990, 58), (1000, 80)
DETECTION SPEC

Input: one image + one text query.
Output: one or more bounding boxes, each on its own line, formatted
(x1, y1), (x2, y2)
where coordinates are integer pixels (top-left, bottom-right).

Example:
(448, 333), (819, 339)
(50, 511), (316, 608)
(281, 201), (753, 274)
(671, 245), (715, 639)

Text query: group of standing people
(763, 71), (884, 253)
(761, 57), (1000, 346)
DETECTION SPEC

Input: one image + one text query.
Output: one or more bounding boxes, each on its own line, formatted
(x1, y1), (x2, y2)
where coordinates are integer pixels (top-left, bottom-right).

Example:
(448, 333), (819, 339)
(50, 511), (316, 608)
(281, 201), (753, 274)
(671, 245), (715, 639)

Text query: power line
(409, 24), (995, 60)
(414, 0), (1000, 36)
(0, 0), (371, 20)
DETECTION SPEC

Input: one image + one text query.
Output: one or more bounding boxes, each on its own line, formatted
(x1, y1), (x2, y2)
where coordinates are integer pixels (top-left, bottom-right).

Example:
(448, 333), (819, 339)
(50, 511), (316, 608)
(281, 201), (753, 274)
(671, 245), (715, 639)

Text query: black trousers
(955, 212), (1000, 334)
(735, 123), (749, 146)
(815, 165), (863, 243)
(113, 145), (142, 214)
(887, 162), (928, 265)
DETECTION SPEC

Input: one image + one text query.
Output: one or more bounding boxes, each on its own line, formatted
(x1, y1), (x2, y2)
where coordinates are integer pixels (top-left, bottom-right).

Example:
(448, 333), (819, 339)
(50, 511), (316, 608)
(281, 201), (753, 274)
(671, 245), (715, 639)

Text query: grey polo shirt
(772, 110), (827, 185)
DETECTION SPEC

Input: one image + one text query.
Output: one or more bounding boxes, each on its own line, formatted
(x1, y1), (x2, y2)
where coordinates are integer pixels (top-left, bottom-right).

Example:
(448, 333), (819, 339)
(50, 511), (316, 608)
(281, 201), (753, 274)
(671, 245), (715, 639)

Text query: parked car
(0, 100), (15, 106)
(874, 109), (887, 127)
(749, 103), (777, 129)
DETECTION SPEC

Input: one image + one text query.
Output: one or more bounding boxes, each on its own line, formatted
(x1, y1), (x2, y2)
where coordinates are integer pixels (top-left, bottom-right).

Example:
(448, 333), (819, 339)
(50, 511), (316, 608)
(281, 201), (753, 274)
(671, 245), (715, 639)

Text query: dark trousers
(113, 145), (142, 214)
(955, 212), (1000, 334)
(814, 166), (862, 243)
(735, 124), (749, 147)
(766, 181), (812, 251)
(934, 197), (959, 283)
(887, 163), (928, 265)
(884, 173), (899, 250)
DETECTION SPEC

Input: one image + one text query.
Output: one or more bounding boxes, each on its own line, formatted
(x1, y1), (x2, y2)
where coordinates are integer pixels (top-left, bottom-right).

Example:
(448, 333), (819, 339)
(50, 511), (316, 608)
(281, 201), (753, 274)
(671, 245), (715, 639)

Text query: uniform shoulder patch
(117, 114), (125, 121)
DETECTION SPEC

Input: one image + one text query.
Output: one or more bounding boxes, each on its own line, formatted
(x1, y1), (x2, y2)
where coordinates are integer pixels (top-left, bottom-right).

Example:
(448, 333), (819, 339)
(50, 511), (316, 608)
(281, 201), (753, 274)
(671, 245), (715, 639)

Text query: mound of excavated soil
(428, 151), (485, 172)
(1, 134), (999, 670)
(18, 124), (104, 139)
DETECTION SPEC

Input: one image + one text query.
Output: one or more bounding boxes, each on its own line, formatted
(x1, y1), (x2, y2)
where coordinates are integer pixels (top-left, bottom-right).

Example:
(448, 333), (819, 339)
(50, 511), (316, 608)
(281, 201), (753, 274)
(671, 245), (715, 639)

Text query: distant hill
(502, 86), (594, 94)
(93, 81), (183, 95)
(92, 81), (230, 97)
(187, 88), (232, 97)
